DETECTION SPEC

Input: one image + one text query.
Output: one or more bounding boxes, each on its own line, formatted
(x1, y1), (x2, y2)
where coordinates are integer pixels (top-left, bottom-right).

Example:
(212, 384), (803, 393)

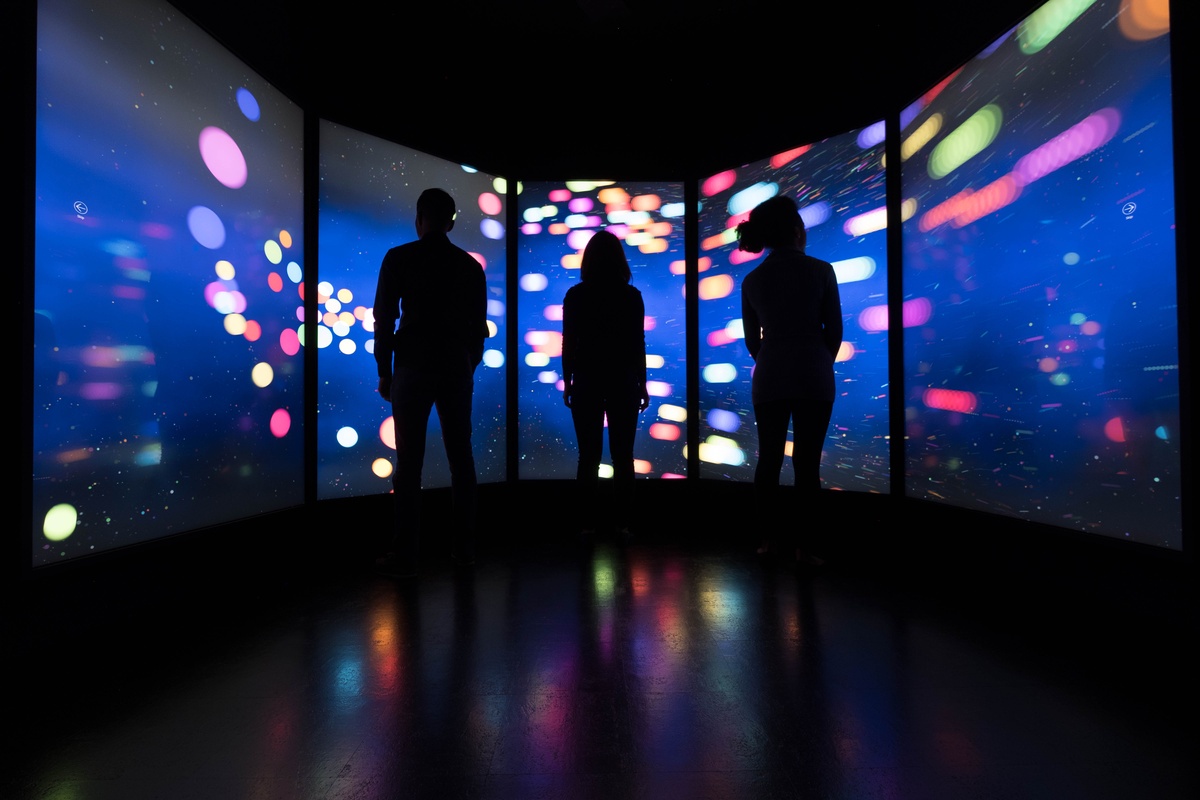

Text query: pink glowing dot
(1104, 417), (1126, 443)
(198, 126), (247, 189)
(269, 408), (291, 438)
(702, 170), (737, 197)
(478, 192), (503, 216)
(279, 327), (300, 356)
(729, 248), (762, 266)
(244, 320), (262, 342)
(468, 251), (487, 270)
(549, 189), (571, 202)
(380, 417), (396, 449)
(268, 272), (283, 292)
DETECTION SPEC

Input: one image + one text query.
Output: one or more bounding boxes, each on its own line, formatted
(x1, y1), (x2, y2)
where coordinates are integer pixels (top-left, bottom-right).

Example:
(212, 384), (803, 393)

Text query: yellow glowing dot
(264, 240), (283, 265)
(215, 259), (236, 280)
(251, 362), (274, 387)
(658, 403), (687, 422)
(279, 230), (293, 248)
(372, 458), (393, 478)
(337, 287), (353, 303)
(43, 503), (78, 541)
(224, 313), (248, 336)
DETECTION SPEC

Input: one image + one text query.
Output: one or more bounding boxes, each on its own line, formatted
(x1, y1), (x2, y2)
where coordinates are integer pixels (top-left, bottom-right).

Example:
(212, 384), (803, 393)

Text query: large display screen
(695, 127), (891, 492)
(516, 181), (688, 481)
(901, 0), (1180, 548)
(317, 121), (507, 497)
(32, 0), (306, 566)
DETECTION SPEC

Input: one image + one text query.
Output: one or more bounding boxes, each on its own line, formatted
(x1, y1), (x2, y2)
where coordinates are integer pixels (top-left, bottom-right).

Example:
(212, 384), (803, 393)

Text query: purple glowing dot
(188, 206), (226, 250)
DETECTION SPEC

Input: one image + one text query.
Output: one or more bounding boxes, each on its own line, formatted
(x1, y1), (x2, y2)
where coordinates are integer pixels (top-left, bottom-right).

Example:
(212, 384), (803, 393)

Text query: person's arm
(471, 261), (487, 370)
(822, 264), (844, 360)
(561, 288), (576, 407)
(741, 274), (761, 361)
(633, 288), (649, 411)
(372, 252), (399, 400)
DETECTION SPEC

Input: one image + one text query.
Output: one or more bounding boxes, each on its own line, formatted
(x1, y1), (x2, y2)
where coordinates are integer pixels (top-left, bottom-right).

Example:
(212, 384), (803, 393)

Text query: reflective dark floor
(10, 486), (1198, 800)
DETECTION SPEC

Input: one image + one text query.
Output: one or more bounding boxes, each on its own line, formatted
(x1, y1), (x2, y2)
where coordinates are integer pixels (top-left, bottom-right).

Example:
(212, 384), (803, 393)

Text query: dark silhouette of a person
(738, 195), (843, 567)
(561, 229), (650, 538)
(372, 188), (487, 576)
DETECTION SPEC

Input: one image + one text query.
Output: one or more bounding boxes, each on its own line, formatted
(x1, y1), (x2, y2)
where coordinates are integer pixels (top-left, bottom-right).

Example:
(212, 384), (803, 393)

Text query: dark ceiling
(166, 0), (1042, 178)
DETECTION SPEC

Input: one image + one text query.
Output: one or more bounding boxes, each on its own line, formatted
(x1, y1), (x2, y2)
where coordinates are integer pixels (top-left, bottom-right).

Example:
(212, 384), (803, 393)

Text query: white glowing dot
(337, 427), (359, 447)
(525, 352), (550, 367)
(487, 299), (505, 316)
(482, 349), (504, 368)
(702, 363), (738, 383)
(1063, 252), (1080, 265)
(251, 362), (274, 387)
(287, 262), (302, 283)
(598, 464), (614, 479)
(264, 240), (283, 264)
(326, 298), (342, 314)
(520, 273), (549, 292)
(538, 370), (559, 384)
(339, 338), (356, 355)
(43, 503), (78, 541)
(316, 326), (333, 348)
(486, 320), (498, 338)
(646, 354), (665, 369)
(725, 319), (745, 339)
(332, 321), (351, 337)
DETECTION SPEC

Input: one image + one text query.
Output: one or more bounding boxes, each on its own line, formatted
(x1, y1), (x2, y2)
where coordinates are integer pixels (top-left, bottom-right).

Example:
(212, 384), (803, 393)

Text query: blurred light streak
(928, 104), (1003, 179)
(1019, 0), (1097, 54)
(923, 388), (978, 413)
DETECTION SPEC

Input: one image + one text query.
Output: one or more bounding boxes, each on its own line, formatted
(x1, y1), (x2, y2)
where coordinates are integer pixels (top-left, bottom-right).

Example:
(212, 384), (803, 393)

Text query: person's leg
(753, 398), (791, 552)
(605, 400), (639, 533)
(434, 363), (478, 561)
(389, 367), (435, 568)
(788, 398), (834, 561)
(570, 395), (605, 532)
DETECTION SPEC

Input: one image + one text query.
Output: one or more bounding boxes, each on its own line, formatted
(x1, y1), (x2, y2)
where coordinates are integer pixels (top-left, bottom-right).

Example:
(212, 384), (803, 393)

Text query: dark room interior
(14, 1), (1197, 798)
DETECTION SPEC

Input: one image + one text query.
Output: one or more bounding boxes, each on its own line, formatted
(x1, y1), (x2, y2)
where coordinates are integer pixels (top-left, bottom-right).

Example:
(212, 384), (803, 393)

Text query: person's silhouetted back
(372, 188), (487, 576)
(561, 229), (649, 538)
(738, 195), (843, 567)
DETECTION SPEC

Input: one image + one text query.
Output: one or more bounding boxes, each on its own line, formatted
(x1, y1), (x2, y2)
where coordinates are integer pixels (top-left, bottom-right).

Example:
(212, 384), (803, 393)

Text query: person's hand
(378, 376), (390, 402)
(638, 385), (650, 412)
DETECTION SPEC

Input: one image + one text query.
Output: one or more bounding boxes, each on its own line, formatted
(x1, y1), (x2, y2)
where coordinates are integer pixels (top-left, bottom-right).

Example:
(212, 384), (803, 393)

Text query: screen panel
(317, 121), (507, 498)
(516, 181), (688, 481)
(695, 127), (891, 492)
(900, 0), (1180, 548)
(32, 0), (306, 566)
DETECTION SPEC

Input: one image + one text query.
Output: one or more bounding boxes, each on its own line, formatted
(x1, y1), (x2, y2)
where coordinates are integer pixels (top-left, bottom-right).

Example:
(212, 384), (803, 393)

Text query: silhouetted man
(372, 188), (487, 576)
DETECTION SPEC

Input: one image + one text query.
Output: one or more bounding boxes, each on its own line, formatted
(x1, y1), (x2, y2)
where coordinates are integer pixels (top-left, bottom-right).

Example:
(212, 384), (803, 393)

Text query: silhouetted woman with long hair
(562, 229), (649, 537)
(737, 195), (843, 566)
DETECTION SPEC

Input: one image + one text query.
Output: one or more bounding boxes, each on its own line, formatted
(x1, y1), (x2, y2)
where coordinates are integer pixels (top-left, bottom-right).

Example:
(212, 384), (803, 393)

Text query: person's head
(415, 188), (457, 237)
(579, 229), (632, 284)
(735, 195), (806, 254)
